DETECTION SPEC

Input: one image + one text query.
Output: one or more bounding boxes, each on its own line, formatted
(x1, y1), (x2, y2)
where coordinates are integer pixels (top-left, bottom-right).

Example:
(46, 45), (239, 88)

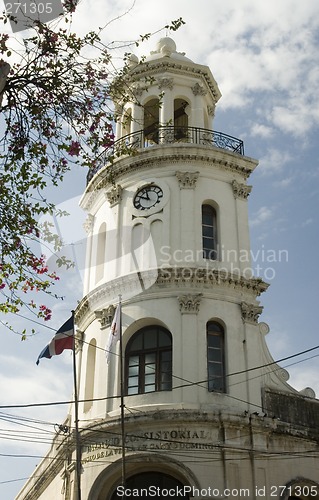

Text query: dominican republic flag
(36, 316), (74, 365)
(106, 304), (121, 363)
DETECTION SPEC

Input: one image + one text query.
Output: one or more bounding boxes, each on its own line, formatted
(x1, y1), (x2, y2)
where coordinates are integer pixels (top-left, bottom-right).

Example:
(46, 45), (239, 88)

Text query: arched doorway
(111, 472), (189, 499)
(281, 479), (319, 500)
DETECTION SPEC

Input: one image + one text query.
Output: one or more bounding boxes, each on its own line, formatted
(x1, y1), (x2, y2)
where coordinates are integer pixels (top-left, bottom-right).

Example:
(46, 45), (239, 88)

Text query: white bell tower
(78, 37), (267, 420)
(17, 36), (319, 500)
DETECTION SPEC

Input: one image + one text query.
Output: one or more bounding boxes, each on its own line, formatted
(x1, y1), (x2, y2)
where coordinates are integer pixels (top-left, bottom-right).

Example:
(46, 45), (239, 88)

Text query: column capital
(83, 214), (94, 234)
(176, 171), (199, 189)
(241, 302), (263, 324)
(95, 304), (115, 329)
(75, 330), (85, 353)
(232, 180), (252, 199)
(106, 185), (122, 207)
(191, 82), (207, 96)
(178, 293), (202, 314)
(157, 77), (174, 90)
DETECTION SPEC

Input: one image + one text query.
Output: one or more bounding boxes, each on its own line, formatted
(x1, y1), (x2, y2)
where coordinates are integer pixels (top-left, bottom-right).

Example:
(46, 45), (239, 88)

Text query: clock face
(133, 185), (163, 210)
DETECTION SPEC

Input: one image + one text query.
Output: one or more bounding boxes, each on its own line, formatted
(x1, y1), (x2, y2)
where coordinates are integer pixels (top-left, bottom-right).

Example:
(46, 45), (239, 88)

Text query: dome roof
(145, 37), (193, 62)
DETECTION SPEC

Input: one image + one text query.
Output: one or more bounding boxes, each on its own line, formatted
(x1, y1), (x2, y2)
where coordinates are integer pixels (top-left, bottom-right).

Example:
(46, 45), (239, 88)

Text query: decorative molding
(178, 293), (202, 314)
(131, 83), (144, 97)
(95, 304), (115, 329)
(277, 368), (290, 382)
(83, 214), (94, 234)
(259, 322), (270, 335)
(75, 330), (85, 353)
(156, 269), (269, 296)
(83, 179), (109, 213)
(207, 105), (215, 116)
(82, 151), (257, 210)
(299, 387), (316, 399)
(241, 302), (263, 324)
(106, 185), (122, 207)
(191, 82), (208, 96)
(232, 180), (252, 200)
(75, 269), (269, 329)
(175, 170), (199, 189)
(157, 77), (174, 90)
(130, 60), (221, 102)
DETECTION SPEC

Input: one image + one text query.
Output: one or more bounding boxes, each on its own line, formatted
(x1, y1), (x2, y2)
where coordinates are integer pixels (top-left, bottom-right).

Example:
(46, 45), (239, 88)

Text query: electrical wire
(1, 342), (318, 410)
(1, 320), (318, 491)
(0, 348), (317, 457)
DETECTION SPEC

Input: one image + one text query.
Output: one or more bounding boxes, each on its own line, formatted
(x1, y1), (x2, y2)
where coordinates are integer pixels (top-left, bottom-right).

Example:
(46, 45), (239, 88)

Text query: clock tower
(17, 37), (319, 500)
(78, 36), (267, 422)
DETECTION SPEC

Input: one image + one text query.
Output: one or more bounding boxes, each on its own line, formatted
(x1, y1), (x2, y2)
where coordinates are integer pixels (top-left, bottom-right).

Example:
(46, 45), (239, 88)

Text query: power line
(1, 342), (318, 410)
(5, 326), (317, 442)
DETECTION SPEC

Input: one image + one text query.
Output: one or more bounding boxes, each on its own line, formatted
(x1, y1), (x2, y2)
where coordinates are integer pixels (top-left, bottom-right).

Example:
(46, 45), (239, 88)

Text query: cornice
(75, 267), (269, 329)
(156, 267), (269, 295)
(82, 147), (257, 209)
(128, 60), (221, 103)
(80, 404), (319, 444)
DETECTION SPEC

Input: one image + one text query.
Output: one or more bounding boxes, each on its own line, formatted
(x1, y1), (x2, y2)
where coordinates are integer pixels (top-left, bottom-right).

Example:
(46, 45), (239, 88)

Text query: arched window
(95, 222), (106, 283)
(125, 326), (172, 395)
(122, 107), (132, 136)
(84, 339), (96, 412)
(174, 98), (189, 141)
(144, 98), (160, 144)
(202, 204), (217, 260)
(207, 321), (226, 393)
(111, 472), (189, 499)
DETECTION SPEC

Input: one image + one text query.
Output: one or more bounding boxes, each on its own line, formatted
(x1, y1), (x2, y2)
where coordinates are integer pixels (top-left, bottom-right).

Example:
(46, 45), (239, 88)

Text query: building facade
(17, 38), (319, 500)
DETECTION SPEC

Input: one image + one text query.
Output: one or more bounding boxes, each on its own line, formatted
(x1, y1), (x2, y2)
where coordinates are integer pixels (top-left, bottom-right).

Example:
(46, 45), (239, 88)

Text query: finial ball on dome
(156, 37), (177, 56)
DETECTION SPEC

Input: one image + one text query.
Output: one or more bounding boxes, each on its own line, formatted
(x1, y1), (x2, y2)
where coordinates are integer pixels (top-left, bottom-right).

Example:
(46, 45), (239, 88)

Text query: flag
(36, 316), (74, 365)
(106, 304), (121, 363)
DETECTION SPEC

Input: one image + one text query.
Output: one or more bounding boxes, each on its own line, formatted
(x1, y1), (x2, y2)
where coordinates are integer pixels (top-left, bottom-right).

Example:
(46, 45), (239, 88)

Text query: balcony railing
(87, 126), (244, 183)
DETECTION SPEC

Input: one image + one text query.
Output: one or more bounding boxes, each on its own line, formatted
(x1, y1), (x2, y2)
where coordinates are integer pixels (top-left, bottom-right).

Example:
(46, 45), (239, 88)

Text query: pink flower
(67, 141), (81, 157)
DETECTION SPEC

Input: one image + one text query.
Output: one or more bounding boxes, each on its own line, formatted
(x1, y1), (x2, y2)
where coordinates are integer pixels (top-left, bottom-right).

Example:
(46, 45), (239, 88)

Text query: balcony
(87, 126), (245, 183)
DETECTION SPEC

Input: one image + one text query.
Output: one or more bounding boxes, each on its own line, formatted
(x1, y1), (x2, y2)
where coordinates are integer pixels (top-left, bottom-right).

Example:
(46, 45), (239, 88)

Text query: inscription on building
(82, 428), (217, 464)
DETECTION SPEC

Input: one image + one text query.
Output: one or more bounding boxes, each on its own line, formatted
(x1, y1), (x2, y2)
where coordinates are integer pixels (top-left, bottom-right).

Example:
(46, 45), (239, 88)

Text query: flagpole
(72, 310), (82, 500)
(118, 295), (126, 489)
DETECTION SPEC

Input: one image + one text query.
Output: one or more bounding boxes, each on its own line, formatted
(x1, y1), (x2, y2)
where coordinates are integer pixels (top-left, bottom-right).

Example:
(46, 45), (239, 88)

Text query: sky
(1, 0), (319, 498)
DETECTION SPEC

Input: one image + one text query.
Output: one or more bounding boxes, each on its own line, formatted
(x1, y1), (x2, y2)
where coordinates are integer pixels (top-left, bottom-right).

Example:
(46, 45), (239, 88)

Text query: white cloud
(275, 176), (294, 189)
(287, 360), (319, 397)
(250, 123), (274, 138)
(301, 218), (313, 227)
(258, 148), (292, 175)
(0, 355), (71, 405)
(92, 0), (319, 137)
(266, 328), (319, 396)
(250, 206), (273, 227)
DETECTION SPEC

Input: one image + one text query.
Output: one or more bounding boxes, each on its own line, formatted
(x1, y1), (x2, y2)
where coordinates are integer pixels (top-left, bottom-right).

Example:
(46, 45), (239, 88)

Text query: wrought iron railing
(87, 126), (244, 183)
